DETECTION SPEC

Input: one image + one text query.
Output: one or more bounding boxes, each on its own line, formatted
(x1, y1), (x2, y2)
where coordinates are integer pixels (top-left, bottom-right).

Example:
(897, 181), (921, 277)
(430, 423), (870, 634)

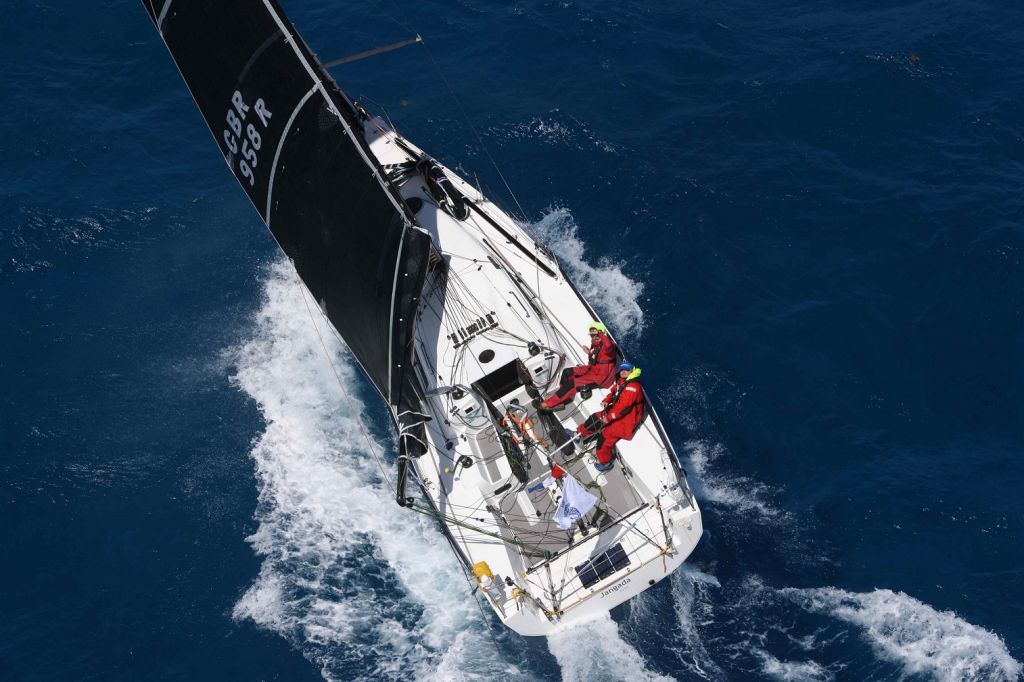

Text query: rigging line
(447, 265), (495, 308)
(528, 217), (545, 314)
(406, 468), (483, 564)
(423, 53), (528, 222)
(458, 562), (510, 662)
(423, 292), (471, 342)
(422, 50), (528, 221)
(259, 0), (414, 225)
(490, 505), (535, 565)
(370, 0), (529, 222)
(406, 502), (552, 557)
(480, 237), (561, 354)
(436, 275), (477, 322)
(456, 264), (534, 337)
(443, 282), (487, 328)
(293, 270), (396, 493)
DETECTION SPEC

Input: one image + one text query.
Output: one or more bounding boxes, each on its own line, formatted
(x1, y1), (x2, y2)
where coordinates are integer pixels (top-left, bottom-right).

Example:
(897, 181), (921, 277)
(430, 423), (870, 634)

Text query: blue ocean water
(2, 0), (1023, 679)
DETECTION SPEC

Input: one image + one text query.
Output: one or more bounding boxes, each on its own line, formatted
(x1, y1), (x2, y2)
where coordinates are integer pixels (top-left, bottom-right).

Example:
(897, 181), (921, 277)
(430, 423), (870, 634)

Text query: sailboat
(143, 0), (702, 636)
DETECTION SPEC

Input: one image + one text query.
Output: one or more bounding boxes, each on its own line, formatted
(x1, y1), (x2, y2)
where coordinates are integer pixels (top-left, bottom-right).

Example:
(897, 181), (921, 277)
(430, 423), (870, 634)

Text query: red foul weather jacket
(572, 331), (618, 388)
(599, 373), (646, 439)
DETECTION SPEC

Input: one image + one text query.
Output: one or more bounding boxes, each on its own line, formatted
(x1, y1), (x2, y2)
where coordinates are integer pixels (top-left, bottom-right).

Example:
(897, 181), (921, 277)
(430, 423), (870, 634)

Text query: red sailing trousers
(576, 376), (645, 464)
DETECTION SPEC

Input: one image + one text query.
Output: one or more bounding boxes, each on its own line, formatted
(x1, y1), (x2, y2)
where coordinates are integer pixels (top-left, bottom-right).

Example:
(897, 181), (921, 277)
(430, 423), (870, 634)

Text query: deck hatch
(575, 543), (630, 588)
(472, 360), (523, 402)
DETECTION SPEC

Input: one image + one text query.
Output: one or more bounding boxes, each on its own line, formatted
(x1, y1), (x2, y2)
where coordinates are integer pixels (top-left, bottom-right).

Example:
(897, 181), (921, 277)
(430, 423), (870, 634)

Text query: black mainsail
(143, 0), (432, 501)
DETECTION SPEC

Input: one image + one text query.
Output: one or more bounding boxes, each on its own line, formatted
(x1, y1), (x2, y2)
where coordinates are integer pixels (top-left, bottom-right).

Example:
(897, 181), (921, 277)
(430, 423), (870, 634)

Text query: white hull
(363, 116), (702, 636)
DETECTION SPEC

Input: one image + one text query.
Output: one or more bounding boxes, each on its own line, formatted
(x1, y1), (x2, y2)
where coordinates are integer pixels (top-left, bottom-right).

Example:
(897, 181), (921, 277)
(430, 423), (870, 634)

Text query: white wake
(229, 260), (523, 681)
(533, 208), (646, 339)
(755, 652), (833, 682)
(683, 440), (782, 519)
(547, 614), (674, 682)
(668, 568), (725, 680)
(782, 585), (1022, 682)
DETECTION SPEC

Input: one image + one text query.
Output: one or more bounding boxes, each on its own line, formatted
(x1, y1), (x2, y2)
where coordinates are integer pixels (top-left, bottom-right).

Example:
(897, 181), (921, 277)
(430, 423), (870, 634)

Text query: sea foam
(229, 260), (523, 681)
(754, 650), (834, 682)
(668, 568), (725, 680)
(532, 208), (645, 339)
(782, 585), (1022, 682)
(547, 614), (675, 682)
(684, 440), (782, 519)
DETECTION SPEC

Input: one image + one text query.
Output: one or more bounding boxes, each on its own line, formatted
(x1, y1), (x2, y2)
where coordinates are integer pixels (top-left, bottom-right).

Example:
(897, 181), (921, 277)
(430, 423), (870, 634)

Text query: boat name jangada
(599, 577), (632, 600)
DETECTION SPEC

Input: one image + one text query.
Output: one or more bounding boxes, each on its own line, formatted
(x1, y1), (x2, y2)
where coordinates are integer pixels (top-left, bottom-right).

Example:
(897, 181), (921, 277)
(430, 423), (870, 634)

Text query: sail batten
(144, 0), (431, 416)
(264, 84), (317, 227)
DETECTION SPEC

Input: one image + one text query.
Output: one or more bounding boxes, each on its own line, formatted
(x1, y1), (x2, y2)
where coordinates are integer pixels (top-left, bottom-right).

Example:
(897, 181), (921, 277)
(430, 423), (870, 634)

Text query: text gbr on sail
(223, 90), (273, 186)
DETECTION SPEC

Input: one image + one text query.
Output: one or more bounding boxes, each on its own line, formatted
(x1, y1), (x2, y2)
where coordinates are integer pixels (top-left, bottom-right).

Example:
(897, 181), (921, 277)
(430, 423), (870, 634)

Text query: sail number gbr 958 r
(223, 90), (273, 186)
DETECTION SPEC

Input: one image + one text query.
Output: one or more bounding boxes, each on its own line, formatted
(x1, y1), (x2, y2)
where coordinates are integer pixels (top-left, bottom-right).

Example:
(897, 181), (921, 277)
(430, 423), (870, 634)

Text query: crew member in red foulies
(576, 363), (646, 472)
(536, 322), (618, 411)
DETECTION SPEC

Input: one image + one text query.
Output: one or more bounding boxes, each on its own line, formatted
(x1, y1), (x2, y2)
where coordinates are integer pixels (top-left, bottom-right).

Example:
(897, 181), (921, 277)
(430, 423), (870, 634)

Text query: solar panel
(575, 543), (631, 588)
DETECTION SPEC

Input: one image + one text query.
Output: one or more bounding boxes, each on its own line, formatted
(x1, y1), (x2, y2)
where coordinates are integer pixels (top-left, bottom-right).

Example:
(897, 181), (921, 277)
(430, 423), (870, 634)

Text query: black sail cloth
(143, 0), (432, 496)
